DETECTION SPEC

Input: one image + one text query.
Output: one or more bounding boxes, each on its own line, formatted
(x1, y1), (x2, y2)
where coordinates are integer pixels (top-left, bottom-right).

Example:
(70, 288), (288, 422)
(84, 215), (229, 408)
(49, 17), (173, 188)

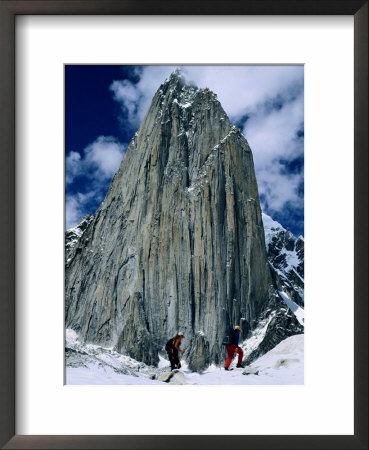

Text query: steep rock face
(262, 213), (304, 307)
(65, 71), (273, 366)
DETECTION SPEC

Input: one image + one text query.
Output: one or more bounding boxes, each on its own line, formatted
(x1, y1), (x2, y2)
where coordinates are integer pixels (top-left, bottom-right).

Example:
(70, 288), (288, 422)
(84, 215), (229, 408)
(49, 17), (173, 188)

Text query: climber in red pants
(225, 325), (244, 370)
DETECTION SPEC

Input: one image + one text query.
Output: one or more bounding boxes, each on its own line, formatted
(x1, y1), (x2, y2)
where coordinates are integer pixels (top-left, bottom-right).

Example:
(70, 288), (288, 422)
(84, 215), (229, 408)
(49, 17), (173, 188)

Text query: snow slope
(279, 291), (304, 326)
(66, 331), (303, 385)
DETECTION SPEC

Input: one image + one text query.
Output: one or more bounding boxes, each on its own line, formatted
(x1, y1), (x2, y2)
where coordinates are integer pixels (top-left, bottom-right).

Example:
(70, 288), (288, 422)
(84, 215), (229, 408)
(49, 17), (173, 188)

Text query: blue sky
(66, 65), (304, 236)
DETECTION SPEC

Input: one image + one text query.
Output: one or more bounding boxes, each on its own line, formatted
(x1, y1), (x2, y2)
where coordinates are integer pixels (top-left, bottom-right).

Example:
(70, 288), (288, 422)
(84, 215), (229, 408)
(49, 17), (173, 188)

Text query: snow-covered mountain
(65, 214), (93, 264)
(262, 213), (304, 307)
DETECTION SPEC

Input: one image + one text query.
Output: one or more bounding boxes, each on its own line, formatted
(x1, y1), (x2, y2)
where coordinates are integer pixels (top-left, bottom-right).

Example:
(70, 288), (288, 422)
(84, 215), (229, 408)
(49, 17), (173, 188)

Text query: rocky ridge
(262, 213), (304, 307)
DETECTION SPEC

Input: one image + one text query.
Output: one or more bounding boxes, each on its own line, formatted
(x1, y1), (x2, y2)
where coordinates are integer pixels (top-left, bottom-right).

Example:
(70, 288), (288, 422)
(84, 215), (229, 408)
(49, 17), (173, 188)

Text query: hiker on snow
(224, 325), (244, 370)
(166, 331), (185, 371)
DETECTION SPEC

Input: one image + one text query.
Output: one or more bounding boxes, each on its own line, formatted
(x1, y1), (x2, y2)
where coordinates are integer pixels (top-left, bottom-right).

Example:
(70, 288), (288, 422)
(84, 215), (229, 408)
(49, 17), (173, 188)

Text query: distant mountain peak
(262, 212), (283, 233)
(262, 211), (304, 308)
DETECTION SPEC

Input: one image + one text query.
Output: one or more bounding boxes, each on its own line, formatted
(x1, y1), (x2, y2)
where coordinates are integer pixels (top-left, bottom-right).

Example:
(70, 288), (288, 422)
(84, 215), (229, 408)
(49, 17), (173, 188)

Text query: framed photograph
(0, 1), (367, 449)
(64, 63), (305, 387)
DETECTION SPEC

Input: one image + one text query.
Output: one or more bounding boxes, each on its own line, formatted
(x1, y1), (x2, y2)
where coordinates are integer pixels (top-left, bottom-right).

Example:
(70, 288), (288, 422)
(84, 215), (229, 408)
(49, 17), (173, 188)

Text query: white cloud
(66, 136), (126, 229)
(110, 79), (143, 128)
(257, 165), (302, 211)
(85, 136), (126, 178)
(66, 192), (95, 230)
(110, 65), (303, 127)
(243, 91), (304, 214)
(244, 93), (304, 163)
(181, 65), (303, 123)
(66, 151), (81, 185)
(110, 65), (304, 228)
(110, 66), (174, 128)
(66, 136), (126, 185)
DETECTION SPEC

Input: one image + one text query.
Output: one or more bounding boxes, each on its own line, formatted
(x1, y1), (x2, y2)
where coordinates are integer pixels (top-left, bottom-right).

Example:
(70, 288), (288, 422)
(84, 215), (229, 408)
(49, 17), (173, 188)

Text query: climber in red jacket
(224, 325), (244, 370)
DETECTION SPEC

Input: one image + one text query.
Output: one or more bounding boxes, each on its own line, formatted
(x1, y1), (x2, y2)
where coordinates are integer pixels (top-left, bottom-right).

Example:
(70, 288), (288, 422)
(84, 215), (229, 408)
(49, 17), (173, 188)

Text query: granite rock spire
(65, 71), (276, 367)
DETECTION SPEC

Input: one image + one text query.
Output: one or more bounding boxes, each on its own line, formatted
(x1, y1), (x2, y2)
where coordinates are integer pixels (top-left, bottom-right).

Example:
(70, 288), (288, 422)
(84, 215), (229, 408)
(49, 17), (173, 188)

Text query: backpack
(165, 338), (175, 353)
(222, 330), (234, 346)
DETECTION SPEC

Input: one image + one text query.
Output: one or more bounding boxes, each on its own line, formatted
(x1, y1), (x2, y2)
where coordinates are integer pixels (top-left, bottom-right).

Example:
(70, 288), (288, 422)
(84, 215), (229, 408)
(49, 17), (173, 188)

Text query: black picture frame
(0, 1), (367, 449)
